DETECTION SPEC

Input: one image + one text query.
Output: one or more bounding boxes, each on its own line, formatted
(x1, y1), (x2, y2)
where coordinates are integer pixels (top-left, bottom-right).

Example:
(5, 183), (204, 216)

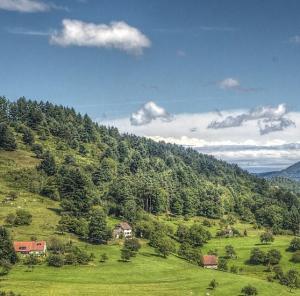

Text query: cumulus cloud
(50, 19), (151, 55)
(218, 77), (261, 92)
(208, 104), (296, 135)
(219, 78), (240, 90)
(0, 0), (49, 12)
(101, 108), (300, 172)
(130, 101), (172, 126)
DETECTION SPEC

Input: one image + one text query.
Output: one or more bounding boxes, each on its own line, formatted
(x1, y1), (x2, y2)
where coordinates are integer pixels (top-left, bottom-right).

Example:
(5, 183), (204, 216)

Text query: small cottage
(14, 241), (47, 255)
(113, 222), (132, 239)
(202, 255), (218, 269)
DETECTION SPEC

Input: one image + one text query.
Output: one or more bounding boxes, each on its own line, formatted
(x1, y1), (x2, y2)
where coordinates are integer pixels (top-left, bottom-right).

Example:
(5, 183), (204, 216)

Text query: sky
(1, 0), (300, 172)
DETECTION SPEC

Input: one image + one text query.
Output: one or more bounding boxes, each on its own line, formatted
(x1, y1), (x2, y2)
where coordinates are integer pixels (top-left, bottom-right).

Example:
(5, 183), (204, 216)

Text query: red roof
(14, 241), (46, 253)
(202, 255), (218, 266)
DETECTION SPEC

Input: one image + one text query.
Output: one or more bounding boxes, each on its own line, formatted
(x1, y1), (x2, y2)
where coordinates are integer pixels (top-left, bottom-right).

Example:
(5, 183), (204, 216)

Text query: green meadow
(0, 150), (300, 296)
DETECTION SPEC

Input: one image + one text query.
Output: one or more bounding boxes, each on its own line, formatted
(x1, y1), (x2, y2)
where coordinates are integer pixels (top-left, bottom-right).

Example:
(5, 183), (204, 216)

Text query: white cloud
(208, 104), (296, 135)
(219, 78), (240, 90)
(50, 19), (151, 55)
(100, 108), (300, 172)
(290, 35), (300, 44)
(130, 101), (172, 126)
(218, 77), (261, 92)
(0, 0), (50, 12)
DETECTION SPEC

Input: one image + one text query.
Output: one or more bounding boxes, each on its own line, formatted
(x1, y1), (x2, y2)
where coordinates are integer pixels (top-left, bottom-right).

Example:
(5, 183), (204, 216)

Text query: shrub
(265, 249), (281, 266)
(24, 254), (39, 266)
(48, 237), (65, 254)
(0, 260), (12, 276)
(47, 254), (64, 267)
(100, 253), (108, 263)
(288, 238), (300, 252)
(241, 285), (258, 295)
(218, 258), (228, 271)
(291, 251), (300, 263)
(249, 248), (266, 265)
(154, 236), (176, 258)
(202, 219), (212, 227)
(123, 239), (141, 255)
(6, 210), (32, 226)
(208, 279), (218, 290)
(260, 232), (274, 244)
(230, 265), (238, 273)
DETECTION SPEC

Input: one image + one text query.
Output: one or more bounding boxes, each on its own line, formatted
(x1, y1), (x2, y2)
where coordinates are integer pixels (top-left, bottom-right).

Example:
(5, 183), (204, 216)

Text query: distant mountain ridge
(260, 161), (300, 182)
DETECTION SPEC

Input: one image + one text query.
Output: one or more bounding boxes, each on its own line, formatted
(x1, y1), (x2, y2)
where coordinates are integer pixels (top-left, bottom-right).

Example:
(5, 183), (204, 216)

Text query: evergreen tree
(0, 123), (17, 151)
(88, 209), (110, 244)
(22, 127), (34, 145)
(0, 227), (18, 264)
(38, 151), (56, 176)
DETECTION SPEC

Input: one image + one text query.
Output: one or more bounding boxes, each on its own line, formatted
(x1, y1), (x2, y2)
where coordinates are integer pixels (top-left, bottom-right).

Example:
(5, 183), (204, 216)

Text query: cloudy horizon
(101, 103), (300, 173)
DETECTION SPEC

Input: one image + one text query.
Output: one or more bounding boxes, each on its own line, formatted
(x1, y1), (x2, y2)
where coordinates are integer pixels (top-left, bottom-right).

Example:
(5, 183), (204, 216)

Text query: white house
(113, 222), (132, 239)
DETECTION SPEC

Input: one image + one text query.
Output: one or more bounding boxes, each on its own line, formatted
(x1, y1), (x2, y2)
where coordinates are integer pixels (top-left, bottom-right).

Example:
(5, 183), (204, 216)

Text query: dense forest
(0, 97), (300, 238)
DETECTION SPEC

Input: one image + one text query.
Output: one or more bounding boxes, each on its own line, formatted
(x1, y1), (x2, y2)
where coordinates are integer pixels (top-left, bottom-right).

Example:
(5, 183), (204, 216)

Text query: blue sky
(1, 0), (300, 171)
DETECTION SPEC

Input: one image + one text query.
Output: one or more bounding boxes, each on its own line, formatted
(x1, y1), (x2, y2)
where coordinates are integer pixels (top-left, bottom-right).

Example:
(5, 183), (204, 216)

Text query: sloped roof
(14, 241), (46, 253)
(202, 255), (218, 266)
(118, 222), (132, 230)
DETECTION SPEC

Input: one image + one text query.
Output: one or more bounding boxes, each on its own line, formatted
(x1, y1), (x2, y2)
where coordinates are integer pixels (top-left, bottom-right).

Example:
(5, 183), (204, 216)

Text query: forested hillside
(1, 97), (300, 236)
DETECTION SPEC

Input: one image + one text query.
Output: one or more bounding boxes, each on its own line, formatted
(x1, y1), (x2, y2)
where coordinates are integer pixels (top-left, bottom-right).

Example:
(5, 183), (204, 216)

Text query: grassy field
(1, 150), (300, 295)
(0, 244), (295, 296)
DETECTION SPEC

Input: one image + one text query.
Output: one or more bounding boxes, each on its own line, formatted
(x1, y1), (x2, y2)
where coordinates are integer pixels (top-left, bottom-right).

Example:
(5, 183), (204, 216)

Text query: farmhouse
(14, 241), (47, 255)
(202, 255), (218, 269)
(113, 222), (132, 239)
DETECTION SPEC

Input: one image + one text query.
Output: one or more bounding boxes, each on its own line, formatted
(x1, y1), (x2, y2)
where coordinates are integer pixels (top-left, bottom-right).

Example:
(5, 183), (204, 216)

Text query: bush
(208, 279), (218, 290)
(202, 219), (212, 227)
(123, 239), (141, 255)
(100, 253), (108, 263)
(154, 236), (176, 258)
(31, 144), (44, 158)
(260, 232), (274, 244)
(288, 238), (300, 252)
(241, 285), (258, 295)
(48, 237), (65, 254)
(249, 248), (266, 265)
(24, 254), (39, 266)
(6, 210), (32, 226)
(0, 260), (12, 276)
(47, 254), (64, 267)
(178, 243), (202, 265)
(265, 249), (281, 266)
(218, 258), (228, 271)
(291, 251), (300, 263)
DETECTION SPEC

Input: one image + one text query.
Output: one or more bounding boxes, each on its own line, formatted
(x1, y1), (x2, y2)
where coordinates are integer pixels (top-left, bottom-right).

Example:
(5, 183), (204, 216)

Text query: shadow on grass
(47, 207), (62, 215)
(139, 251), (164, 258)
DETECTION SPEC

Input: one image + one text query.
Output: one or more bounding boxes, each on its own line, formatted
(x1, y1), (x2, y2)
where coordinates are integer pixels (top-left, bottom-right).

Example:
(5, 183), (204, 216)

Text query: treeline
(1, 97), (300, 235)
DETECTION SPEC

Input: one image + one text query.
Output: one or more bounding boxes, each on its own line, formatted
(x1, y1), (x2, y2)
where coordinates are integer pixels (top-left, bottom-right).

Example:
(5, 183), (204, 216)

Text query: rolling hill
(260, 161), (300, 182)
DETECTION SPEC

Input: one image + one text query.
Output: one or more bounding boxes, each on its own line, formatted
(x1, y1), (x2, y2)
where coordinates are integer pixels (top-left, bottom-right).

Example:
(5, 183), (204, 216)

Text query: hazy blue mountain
(260, 161), (300, 182)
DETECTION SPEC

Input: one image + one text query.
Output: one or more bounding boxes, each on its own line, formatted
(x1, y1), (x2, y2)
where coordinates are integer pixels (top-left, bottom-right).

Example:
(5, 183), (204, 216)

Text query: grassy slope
(0, 150), (300, 295)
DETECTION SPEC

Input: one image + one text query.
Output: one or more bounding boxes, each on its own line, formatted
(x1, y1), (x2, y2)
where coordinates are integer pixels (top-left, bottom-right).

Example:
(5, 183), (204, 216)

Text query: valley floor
(1, 244), (296, 296)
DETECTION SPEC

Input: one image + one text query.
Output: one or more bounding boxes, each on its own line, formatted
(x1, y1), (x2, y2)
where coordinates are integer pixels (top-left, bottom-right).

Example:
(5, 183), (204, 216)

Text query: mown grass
(1, 245), (295, 296)
(0, 150), (300, 295)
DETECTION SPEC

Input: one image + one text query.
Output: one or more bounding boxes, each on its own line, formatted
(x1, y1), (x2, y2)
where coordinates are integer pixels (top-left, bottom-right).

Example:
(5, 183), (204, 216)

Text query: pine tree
(38, 151), (56, 176)
(0, 123), (17, 151)
(0, 227), (18, 264)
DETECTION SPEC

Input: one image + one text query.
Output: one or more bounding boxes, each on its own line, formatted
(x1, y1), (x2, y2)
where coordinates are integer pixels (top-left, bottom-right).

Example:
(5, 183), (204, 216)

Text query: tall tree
(0, 227), (18, 264)
(88, 209), (110, 244)
(0, 123), (17, 151)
